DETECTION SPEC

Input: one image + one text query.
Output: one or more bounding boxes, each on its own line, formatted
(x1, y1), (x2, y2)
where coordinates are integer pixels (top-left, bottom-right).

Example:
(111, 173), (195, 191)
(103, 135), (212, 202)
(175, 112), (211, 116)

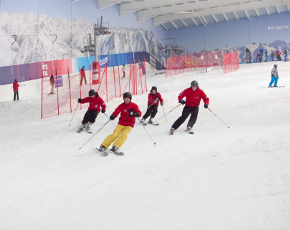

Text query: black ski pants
(82, 110), (99, 124)
(143, 105), (158, 120)
(14, 91), (19, 101)
(172, 106), (199, 130)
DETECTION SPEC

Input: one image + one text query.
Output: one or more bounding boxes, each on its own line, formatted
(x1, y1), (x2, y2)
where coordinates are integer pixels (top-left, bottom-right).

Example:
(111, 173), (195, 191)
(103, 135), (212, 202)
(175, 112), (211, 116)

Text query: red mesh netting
(223, 52), (239, 74)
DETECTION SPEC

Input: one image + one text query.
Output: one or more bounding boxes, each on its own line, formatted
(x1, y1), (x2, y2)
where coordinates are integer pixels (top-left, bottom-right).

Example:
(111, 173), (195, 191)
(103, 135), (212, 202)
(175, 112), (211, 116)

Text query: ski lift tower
(159, 38), (185, 59)
(81, 16), (111, 84)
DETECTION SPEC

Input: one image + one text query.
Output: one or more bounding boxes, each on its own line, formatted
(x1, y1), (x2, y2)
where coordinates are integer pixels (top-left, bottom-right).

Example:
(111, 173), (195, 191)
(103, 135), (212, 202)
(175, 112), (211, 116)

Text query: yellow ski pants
(101, 124), (132, 149)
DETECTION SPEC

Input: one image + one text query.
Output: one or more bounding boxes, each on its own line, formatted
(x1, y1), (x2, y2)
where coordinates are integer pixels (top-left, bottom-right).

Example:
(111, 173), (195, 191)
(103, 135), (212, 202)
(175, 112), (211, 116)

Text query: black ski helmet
(151, 86), (157, 93)
(89, 89), (96, 96)
(191, 80), (198, 87)
(123, 92), (132, 101)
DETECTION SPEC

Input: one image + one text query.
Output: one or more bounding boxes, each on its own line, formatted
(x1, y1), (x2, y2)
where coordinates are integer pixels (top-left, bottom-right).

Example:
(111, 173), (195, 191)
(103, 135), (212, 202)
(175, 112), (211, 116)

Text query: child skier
(77, 89), (106, 133)
(141, 86), (163, 125)
(170, 80), (209, 135)
(49, 72), (55, 94)
(97, 92), (141, 155)
(268, 64), (279, 87)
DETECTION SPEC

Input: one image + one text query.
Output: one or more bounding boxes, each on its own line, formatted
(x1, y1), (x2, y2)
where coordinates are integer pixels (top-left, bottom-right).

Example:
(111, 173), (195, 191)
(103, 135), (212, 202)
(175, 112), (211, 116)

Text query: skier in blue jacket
(265, 49), (268, 62)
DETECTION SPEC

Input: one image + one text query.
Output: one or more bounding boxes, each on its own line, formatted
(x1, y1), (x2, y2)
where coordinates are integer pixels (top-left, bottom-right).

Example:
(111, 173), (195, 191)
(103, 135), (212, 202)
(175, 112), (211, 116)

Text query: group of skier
(246, 48), (289, 63)
(77, 80), (209, 155)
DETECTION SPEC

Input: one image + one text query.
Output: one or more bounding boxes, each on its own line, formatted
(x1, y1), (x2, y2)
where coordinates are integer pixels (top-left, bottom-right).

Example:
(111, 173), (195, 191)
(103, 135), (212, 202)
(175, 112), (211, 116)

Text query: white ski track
(1, 62), (290, 230)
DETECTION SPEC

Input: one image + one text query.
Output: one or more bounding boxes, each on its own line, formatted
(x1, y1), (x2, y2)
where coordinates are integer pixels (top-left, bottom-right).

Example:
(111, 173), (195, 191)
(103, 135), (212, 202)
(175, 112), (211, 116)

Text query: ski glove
(78, 98), (82, 103)
(110, 114), (115, 120)
(133, 112), (140, 117)
(101, 109), (106, 113)
(179, 100), (186, 105)
(160, 102), (164, 106)
(204, 104), (208, 109)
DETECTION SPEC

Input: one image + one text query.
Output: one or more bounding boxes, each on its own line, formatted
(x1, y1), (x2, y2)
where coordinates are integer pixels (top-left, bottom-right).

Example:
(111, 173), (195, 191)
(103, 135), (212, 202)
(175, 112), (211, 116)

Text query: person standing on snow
(141, 86), (164, 125)
(77, 89), (106, 133)
(276, 50), (281, 61)
(246, 48), (251, 64)
(268, 64), (279, 87)
(284, 48), (288, 62)
(256, 51), (262, 63)
(122, 65), (126, 78)
(80, 66), (87, 86)
(97, 92), (141, 155)
(49, 72), (55, 94)
(170, 81), (209, 135)
(13, 79), (19, 101)
(265, 49), (268, 62)
(270, 50), (275, 61)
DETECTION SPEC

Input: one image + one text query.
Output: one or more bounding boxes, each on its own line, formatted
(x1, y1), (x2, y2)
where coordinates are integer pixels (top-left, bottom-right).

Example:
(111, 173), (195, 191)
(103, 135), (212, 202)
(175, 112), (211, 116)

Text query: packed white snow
(0, 62), (290, 230)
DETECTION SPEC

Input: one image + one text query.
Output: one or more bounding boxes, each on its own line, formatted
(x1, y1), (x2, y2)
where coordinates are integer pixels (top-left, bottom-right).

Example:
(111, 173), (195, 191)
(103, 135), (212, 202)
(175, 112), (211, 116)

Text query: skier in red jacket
(170, 80), (209, 135)
(13, 79), (19, 101)
(77, 89), (106, 133)
(98, 92), (141, 155)
(141, 86), (163, 124)
(80, 66), (87, 86)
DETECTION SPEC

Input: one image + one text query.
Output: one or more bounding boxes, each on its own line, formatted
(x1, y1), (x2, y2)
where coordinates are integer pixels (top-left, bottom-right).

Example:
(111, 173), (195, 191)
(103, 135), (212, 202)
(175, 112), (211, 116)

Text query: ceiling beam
(153, 0), (290, 26)
(191, 18), (198, 26)
(170, 20), (178, 29)
(199, 17), (206, 26)
(180, 19), (188, 27)
(212, 14), (218, 23)
(138, 0), (256, 21)
(223, 13), (228, 21)
(276, 5), (280, 13)
(233, 11), (239, 20)
(244, 10), (250, 19)
(265, 6), (270, 15)
(98, 0), (122, 9)
(254, 8), (259, 16)
(287, 4), (290, 12)
(120, 0), (200, 16)
(201, 16), (208, 24)
(162, 24), (168, 31)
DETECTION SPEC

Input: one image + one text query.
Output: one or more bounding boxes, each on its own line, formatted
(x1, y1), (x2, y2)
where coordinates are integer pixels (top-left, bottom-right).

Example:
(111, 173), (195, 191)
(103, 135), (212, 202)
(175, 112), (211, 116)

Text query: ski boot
(86, 122), (93, 133)
(186, 126), (192, 132)
(140, 118), (145, 124)
(169, 128), (175, 135)
(97, 145), (108, 156)
(110, 146), (124, 155)
(77, 124), (85, 133)
(148, 118), (153, 124)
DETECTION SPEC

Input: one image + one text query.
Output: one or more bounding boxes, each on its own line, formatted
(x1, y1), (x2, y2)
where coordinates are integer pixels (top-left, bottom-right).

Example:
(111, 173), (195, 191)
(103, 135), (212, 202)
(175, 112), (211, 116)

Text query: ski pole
(104, 113), (116, 127)
(207, 108), (230, 128)
(161, 105), (167, 122)
(69, 102), (79, 126)
(137, 117), (156, 145)
(141, 101), (155, 114)
(79, 119), (111, 150)
(154, 104), (181, 123)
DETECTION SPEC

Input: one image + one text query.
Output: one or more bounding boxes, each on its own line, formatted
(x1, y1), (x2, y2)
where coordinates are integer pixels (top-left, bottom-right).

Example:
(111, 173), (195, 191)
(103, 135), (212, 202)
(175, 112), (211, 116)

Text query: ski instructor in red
(170, 80), (209, 135)
(98, 92), (141, 155)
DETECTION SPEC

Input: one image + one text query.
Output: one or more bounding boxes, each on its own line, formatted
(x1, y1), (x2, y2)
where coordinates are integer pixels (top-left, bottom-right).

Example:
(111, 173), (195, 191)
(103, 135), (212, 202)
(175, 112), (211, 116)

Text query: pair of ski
(77, 129), (92, 134)
(140, 122), (159, 126)
(170, 130), (194, 135)
(96, 148), (124, 156)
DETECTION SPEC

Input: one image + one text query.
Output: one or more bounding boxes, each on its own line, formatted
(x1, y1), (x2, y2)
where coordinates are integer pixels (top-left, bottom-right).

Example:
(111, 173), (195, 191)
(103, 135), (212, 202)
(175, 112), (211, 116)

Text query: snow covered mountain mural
(218, 40), (290, 63)
(0, 12), (166, 67)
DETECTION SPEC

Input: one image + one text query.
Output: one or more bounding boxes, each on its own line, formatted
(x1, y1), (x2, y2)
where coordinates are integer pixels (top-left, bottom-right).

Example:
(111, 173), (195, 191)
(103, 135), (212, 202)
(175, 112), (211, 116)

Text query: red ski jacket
(13, 81), (19, 91)
(80, 95), (106, 112)
(276, 51), (281, 55)
(80, 68), (85, 76)
(178, 87), (209, 107)
(148, 92), (163, 106)
(112, 102), (141, 128)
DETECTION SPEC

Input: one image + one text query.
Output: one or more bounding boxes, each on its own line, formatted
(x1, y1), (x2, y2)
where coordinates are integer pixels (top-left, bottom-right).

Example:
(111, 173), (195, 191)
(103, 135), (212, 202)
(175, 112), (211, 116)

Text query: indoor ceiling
(97, 0), (290, 30)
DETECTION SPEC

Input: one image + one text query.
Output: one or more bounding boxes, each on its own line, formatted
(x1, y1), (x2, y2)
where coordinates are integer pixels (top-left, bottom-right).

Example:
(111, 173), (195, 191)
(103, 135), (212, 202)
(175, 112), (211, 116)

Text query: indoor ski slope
(0, 62), (290, 230)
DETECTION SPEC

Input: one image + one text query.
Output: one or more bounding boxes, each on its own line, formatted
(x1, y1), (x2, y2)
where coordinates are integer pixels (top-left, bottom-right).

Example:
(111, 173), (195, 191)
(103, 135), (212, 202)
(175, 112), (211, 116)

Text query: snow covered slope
(0, 62), (290, 229)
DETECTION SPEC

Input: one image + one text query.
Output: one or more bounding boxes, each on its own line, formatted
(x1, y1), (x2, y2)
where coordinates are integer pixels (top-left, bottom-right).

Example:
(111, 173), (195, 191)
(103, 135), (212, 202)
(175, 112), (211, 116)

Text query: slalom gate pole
(69, 102), (79, 126)
(154, 104), (181, 123)
(161, 105), (167, 122)
(79, 119), (111, 150)
(137, 117), (156, 145)
(207, 108), (230, 128)
(104, 113), (116, 127)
